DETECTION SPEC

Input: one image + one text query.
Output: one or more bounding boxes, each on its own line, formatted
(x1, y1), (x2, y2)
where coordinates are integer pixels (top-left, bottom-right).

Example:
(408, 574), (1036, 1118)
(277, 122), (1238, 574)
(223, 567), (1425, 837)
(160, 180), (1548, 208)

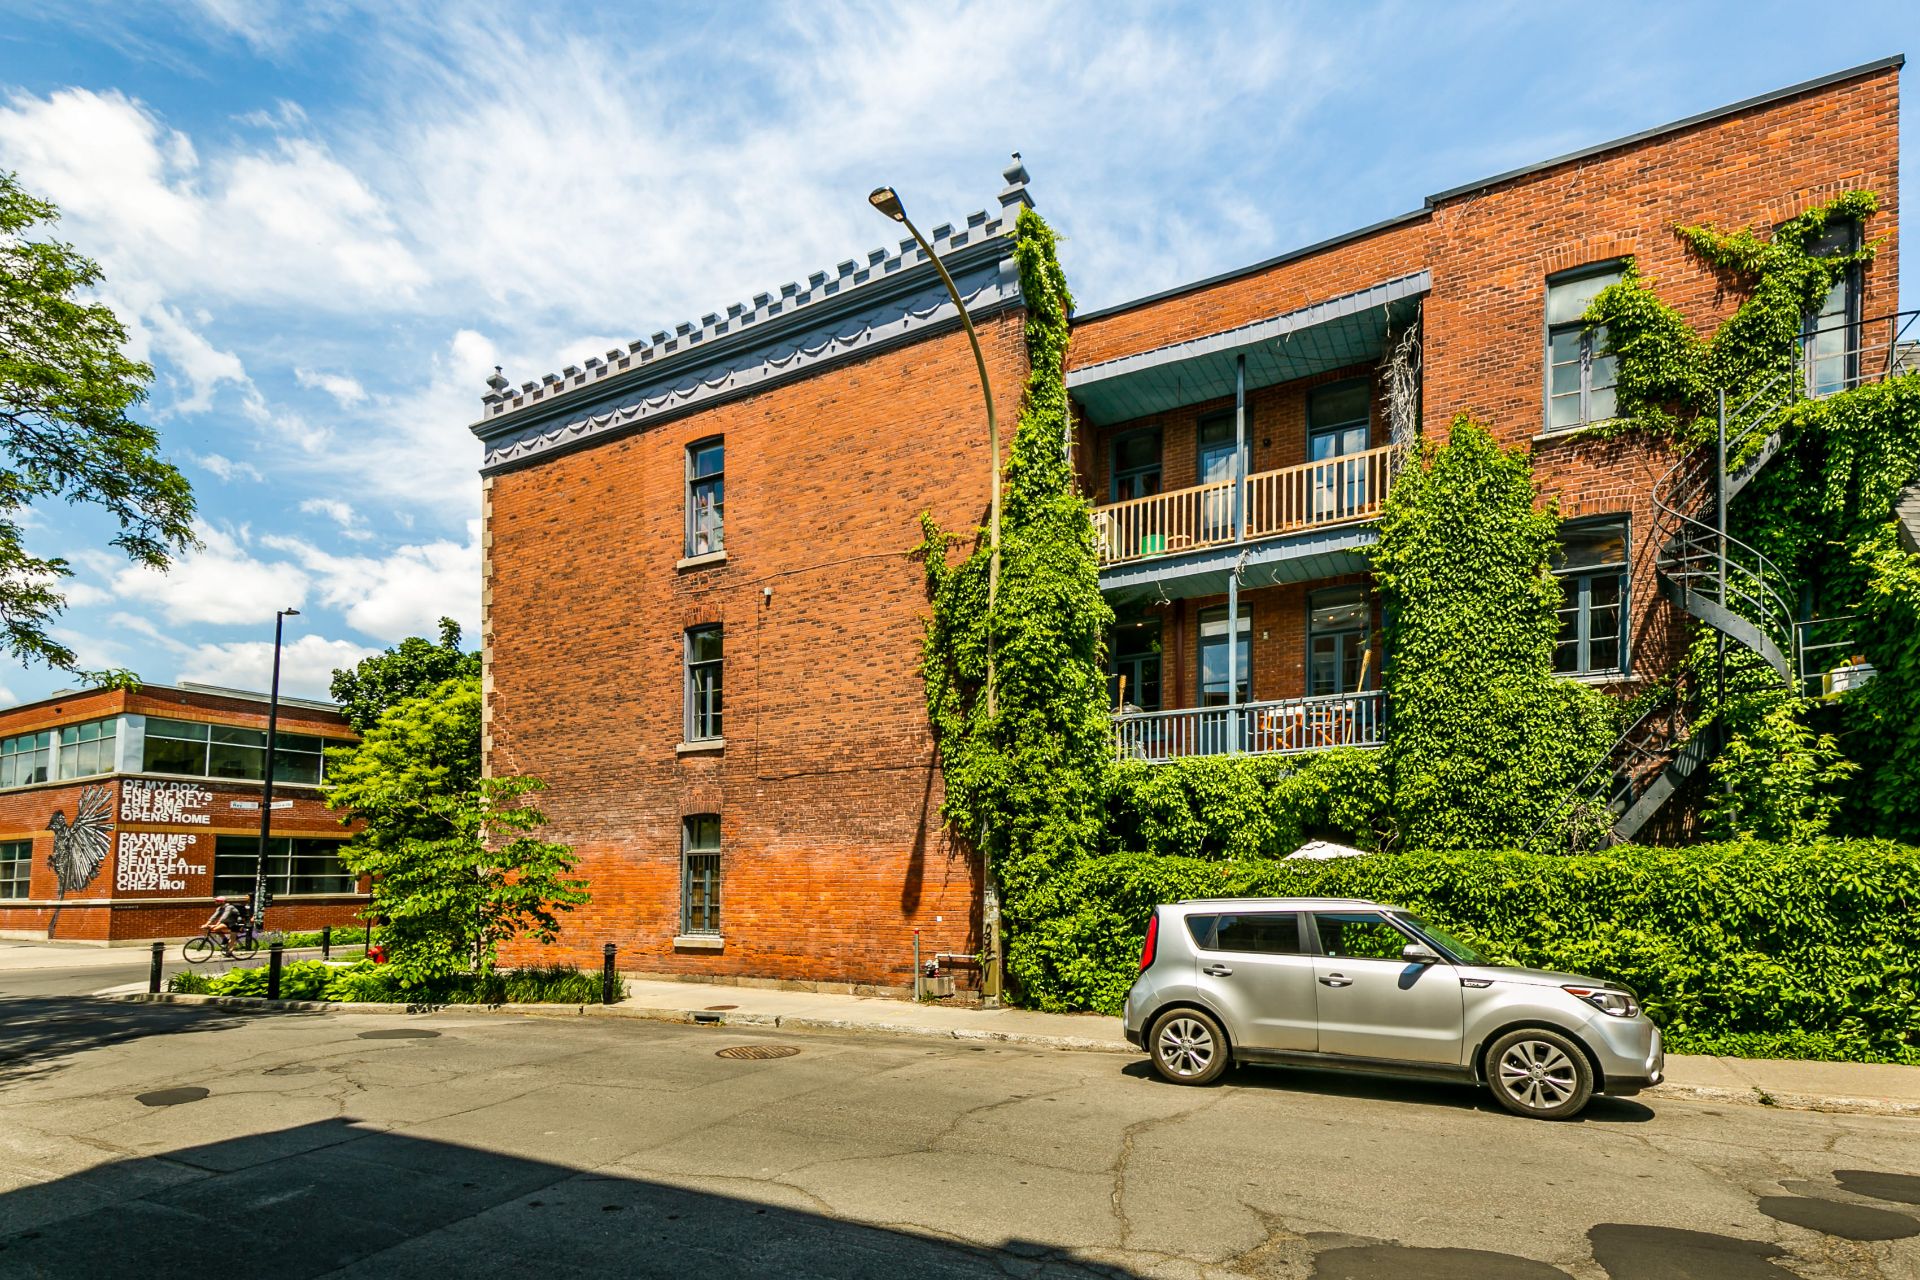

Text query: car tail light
(1139, 911), (1159, 972)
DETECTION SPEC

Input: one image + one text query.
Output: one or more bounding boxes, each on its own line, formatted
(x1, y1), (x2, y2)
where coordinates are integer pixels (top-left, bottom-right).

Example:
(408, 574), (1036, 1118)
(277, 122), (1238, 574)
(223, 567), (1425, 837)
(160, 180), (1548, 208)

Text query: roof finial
(486, 365), (510, 393)
(999, 152), (1032, 212)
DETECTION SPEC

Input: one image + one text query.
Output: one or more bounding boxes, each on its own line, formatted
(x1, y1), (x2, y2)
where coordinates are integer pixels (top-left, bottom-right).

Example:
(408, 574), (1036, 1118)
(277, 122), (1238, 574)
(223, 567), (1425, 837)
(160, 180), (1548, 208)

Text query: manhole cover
(704, 1005), (738, 1011)
(715, 1045), (800, 1060)
(357, 1028), (440, 1040)
(136, 1086), (209, 1107)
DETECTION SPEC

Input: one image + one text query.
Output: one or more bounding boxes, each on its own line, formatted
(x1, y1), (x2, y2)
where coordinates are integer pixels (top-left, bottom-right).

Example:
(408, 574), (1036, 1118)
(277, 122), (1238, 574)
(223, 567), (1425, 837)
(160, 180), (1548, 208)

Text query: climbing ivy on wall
(1370, 418), (1618, 850)
(914, 207), (1113, 1003)
(1584, 190), (1920, 839)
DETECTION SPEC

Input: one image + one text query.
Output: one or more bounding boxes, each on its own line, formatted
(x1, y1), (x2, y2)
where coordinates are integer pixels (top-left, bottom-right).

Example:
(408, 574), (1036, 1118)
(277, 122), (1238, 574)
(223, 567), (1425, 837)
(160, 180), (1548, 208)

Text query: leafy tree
(329, 617), (480, 734)
(0, 172), (196, 668)
(1370, 419), (1617, 850)
(322, 675), (588, 983)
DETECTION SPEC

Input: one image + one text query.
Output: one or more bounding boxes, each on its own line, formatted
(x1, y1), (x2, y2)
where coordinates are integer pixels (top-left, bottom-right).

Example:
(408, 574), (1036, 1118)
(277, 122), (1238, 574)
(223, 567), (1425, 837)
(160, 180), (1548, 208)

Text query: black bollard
(320, 924), (332, 961)
(267, 940), (285, 1000)
(149, 940), (165, 994)
(602, 942), (617, 1005)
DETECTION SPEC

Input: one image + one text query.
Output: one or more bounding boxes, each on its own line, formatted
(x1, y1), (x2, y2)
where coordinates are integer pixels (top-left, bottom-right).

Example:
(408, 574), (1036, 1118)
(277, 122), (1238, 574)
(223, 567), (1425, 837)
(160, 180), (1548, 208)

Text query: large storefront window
(143, 718), (328, 785)
(1, 717), (118, 788)
(213, 835), (355, 897)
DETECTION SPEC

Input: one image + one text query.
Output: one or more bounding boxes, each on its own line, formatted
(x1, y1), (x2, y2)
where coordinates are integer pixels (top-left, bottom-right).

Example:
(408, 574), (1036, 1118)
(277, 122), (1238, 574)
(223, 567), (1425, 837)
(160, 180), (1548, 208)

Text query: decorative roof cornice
(471, 158), (1034, 473)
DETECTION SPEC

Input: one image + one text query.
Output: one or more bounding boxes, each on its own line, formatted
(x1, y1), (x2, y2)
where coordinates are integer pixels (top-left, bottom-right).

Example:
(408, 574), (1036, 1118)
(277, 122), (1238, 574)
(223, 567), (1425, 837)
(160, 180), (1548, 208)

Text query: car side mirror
(1402, 944), (1442, 965)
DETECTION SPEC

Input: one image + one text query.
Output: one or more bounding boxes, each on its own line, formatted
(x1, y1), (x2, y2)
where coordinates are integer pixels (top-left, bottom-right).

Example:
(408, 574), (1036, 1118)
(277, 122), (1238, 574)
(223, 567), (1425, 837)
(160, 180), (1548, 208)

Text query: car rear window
(1183, 915), (1217, 947)
(1204, 912), (1304, 955)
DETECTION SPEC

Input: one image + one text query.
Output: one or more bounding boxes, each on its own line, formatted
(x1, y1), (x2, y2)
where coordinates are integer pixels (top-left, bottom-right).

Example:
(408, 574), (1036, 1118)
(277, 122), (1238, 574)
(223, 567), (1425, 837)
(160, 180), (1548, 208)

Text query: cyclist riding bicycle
(202, 895), (250, 958)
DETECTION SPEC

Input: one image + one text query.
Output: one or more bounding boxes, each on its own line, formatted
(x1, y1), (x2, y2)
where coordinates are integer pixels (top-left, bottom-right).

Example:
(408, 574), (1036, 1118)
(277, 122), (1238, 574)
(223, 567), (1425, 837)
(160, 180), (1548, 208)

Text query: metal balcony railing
(1113, 691), (1385, 763)
(1092, 444), (1397, 567)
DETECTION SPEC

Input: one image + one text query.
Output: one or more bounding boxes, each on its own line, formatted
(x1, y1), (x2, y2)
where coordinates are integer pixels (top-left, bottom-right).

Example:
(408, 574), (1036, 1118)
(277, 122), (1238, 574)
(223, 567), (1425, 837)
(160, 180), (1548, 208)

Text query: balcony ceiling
(1099, 523), (1378, 605)
(1067, 271), (1429, 426)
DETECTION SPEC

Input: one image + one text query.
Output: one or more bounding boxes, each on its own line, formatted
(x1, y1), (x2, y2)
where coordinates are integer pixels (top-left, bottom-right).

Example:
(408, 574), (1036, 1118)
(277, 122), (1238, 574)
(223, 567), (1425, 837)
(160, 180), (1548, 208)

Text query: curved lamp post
(869, 184), (1004, 1005)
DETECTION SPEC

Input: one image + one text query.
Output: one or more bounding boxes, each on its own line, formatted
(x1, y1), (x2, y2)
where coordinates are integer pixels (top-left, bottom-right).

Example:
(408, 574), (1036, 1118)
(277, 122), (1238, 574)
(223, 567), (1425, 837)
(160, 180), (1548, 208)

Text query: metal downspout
(1228, 355), (1246, 753)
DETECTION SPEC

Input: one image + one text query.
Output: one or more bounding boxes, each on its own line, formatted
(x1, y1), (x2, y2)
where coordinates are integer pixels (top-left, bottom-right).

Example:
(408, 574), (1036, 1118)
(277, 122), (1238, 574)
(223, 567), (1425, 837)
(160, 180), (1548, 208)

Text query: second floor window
(1804, 220), (1861, 396)
(1554, 519), (1629, 676)
(1110, 428), (1162, 502)
(685, 626), (723, 741)
(687, 438), (725, 556)
(1, 717), (120, 789)
(142, 718), (327, 785)
(1545, 265), (1622, 430)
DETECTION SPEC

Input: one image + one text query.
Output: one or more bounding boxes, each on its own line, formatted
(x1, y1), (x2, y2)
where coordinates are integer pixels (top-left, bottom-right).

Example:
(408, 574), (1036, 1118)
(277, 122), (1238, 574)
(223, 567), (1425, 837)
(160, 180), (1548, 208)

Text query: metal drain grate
(715, 1045), (800, 1060)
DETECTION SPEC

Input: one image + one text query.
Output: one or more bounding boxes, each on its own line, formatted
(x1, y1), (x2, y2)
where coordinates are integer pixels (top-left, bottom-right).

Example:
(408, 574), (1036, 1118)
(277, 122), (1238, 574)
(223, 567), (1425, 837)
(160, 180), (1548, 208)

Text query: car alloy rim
(1156, 1017), (1214, 1077)
(1497, 1039), (1577, 1110)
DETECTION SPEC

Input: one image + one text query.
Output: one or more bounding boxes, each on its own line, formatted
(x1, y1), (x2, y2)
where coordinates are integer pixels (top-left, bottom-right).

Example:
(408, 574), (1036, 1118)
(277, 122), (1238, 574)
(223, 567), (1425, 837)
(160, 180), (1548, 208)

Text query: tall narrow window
(1307, 381), (1372, 518)
(686, 438), (725, 556)
(1804, 220), (1861, 396)
(1198, 606), (1250, 707)
(1308, 587), (1372, 695)
(1107, 618), (1162, 712)
(1197, 413), (1243, 540)
(1554, 519), (1629, 675)
(685, 625), (723, 742)
(0, 840), (29, 899)
(1545, 265), (1623, 430)
(682, 815), (721, 936)
(1109, 428), (1162, 502)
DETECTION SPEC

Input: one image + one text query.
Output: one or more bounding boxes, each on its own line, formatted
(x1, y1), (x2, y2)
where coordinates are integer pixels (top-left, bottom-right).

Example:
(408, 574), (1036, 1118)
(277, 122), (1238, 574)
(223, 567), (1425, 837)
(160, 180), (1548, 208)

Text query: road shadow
(0, 1117), (1141, 1278)
(1118, 1058), (1656, 1123)
(0, 996), (323, 1087)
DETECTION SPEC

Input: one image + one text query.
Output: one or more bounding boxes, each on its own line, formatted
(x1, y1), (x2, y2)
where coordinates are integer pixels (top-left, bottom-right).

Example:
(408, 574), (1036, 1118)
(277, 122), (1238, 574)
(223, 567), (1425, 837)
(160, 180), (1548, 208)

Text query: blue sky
(0, 1), (1910, 702)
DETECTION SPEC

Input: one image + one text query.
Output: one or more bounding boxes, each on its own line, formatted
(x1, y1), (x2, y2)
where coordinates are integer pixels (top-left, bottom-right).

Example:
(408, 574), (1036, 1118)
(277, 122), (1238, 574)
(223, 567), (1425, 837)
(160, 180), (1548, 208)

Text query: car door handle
(1319, 974), (1352, 987)
(1201, 964), (1234, 977)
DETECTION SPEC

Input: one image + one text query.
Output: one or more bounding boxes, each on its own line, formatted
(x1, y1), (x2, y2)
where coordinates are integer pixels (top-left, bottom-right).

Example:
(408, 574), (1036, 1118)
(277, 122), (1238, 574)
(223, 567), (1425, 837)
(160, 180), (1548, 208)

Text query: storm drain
(715, 1045), (800, 1061)
(136, 1087), (209, 1107)
(703, 1005), (739, 1011)
(357, 1028), (440, 1040)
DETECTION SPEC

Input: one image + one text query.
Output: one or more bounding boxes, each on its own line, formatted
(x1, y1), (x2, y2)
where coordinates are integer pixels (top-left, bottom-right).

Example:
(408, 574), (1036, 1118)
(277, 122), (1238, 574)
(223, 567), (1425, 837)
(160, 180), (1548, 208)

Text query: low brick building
(474, 57), (1902, 990)
(0, 683), (364, 943)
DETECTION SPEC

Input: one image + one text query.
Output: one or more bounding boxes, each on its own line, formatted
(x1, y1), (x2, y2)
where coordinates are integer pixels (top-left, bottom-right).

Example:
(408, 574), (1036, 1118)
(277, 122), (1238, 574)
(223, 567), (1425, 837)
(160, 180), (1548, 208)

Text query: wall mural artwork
(48, 785), (115, 894)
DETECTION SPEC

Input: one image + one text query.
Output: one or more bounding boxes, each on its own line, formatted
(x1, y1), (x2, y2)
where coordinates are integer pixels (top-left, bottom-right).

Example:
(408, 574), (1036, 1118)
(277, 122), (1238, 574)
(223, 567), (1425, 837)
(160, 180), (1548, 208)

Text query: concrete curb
(106, 995), (1919, 1116)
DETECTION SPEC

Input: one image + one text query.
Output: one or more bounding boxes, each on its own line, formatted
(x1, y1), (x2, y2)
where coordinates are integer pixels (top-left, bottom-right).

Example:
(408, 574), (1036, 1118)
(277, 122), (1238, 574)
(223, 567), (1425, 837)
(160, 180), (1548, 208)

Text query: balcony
(1113, 691), (1385, 763)
(1093, 445), (1396, 568)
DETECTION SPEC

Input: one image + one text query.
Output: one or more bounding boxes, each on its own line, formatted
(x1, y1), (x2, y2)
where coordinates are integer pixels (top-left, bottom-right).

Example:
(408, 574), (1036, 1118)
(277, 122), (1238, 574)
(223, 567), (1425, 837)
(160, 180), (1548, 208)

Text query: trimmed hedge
(168, 961), (618, 1005)
(1023, 840), (1920, 1064)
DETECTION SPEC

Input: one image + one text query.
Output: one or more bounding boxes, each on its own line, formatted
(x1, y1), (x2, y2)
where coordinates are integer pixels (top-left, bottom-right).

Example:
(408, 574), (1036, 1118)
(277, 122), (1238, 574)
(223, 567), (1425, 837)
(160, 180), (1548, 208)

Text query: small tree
(322, 675), (588, 983)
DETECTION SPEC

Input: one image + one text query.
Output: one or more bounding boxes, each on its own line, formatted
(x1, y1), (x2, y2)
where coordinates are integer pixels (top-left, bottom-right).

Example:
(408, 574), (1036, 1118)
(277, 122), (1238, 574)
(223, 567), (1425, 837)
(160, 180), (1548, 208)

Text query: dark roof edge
(1074, 54), (1905, 328)
(0, 681), (347, 722)
(1071, 207), (1429, 324)
(1425, 53), (1904, 204)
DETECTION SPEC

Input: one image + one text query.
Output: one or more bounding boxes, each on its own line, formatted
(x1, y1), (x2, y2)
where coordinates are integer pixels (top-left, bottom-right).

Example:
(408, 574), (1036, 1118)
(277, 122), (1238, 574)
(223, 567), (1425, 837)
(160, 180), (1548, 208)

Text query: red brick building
(475, 57), (1902, 990)
(0, 683), (364, 943)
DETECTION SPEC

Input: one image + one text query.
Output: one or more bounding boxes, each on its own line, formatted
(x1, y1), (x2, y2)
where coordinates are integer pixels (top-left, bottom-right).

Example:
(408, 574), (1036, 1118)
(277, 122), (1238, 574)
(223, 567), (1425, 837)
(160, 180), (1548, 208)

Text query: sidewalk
(113, 971), (1920, 1117)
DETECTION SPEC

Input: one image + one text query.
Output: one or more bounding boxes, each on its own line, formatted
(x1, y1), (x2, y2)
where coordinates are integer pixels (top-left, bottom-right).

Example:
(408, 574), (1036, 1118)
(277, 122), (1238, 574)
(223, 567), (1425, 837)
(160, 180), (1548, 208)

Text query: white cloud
(110, 524), (308, 627)
(295, 366), (368, 407)
(175, 631), (378, 701)
(264, 522), (481, 640)
(190, 452), (265, 483)
(299, 497), (372, 541)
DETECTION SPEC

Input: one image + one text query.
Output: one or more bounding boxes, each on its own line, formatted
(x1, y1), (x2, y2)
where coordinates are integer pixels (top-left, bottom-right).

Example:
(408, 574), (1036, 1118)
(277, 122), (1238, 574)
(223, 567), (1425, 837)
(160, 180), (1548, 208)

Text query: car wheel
(1486, 1027), (1594, 1119)
(1148, 1009), (1229, 1086)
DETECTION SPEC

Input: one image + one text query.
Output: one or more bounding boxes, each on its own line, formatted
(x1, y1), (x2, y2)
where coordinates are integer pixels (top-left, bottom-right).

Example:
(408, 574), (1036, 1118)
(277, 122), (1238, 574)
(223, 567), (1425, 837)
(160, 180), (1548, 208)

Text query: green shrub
(1103, 749), (1386, 858)
(320, 961), (616, 1005)
(1030, 839), (1920, 1064)
(204, 960), (334, 1001)
(166, 970), (212, 994)
(275, 926), (370, 949)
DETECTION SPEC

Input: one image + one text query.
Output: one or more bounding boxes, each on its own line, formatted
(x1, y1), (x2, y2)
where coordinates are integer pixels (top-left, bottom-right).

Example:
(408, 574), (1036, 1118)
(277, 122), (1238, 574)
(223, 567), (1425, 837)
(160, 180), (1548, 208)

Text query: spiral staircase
(1538, 311), (1918, 850)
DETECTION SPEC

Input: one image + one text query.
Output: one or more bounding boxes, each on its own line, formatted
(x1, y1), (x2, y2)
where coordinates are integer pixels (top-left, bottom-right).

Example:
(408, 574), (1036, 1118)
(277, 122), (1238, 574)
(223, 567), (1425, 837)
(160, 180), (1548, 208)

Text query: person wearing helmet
(203, 895), (244, 958)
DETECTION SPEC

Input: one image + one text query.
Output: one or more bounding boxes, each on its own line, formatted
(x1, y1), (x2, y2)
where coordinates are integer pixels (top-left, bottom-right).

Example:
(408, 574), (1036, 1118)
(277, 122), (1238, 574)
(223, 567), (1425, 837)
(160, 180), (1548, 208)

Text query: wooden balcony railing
(1092, 444), (1397, 567)
(1113, 691), (1385, 763)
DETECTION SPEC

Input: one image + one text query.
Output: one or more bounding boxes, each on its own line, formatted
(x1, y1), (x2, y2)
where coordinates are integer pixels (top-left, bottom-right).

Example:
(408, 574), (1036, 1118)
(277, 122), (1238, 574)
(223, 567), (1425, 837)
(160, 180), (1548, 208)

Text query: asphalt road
(0, 944), (358, 999)
(0, 1001), (1916, 1279)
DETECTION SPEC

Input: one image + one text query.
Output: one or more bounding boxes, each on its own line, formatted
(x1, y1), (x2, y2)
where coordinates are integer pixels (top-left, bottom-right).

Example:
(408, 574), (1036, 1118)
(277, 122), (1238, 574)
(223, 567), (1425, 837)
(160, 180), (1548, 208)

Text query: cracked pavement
(0, 999), (1916, 1278)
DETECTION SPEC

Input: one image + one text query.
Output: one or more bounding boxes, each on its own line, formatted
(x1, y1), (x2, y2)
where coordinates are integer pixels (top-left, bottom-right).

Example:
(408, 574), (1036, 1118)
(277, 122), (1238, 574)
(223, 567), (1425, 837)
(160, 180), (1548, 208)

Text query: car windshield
(1397, 915), (1492, 965)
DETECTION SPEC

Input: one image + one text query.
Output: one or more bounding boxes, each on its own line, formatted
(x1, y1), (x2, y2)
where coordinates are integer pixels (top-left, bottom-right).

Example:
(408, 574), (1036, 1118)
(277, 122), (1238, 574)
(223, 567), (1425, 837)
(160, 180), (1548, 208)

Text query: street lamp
(251, 607), (300, 929)
(870, 183), (1005, 1005)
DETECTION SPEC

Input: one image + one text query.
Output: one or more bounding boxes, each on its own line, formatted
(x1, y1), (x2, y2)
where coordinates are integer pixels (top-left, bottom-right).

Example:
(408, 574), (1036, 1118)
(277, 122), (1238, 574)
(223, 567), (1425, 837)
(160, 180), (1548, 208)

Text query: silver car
(1122, 897), (1663, 1119)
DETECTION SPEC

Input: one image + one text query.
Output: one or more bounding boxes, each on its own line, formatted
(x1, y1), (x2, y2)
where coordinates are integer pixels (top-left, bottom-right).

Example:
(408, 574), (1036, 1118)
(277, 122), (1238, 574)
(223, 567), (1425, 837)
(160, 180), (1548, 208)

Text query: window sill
(676, 738), (724, 755)
(1559, 668), (1637, 685)
(677, 550), (728, 571)
(1532, 420), (1626, 445)
(673, 933), (724, 951)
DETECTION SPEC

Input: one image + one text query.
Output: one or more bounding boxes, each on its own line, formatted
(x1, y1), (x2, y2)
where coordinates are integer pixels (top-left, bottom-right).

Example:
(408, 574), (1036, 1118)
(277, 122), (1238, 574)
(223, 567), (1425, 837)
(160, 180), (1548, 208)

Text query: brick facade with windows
(0, 684), (365, 943)
(477, 60), (1901, 990)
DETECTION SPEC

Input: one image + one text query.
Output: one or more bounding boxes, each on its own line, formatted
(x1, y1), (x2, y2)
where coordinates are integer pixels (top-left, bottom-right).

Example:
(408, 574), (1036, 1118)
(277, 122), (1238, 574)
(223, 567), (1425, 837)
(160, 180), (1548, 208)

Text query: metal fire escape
(1541, 310), (1919, 849)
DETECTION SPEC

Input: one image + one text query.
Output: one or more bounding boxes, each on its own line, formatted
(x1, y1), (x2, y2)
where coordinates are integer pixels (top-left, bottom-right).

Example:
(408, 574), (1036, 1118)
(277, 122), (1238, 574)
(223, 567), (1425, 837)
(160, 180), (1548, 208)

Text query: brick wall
(486, 314), (1029, 986)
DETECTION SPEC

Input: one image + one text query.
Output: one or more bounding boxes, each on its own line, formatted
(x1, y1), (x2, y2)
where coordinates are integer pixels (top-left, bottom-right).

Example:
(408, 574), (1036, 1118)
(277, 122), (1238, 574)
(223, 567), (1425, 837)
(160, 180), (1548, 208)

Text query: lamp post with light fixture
(868, 183), (1006, 1005)
(251, 607), (300, 929)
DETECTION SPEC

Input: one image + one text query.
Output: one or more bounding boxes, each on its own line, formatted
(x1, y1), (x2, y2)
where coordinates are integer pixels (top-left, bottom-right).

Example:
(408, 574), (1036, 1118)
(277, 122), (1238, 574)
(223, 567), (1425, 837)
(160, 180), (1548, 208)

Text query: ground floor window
(1108, 618), (1162, 711)
(1308, 586), (1372, 695)
(682, 815), (721, 936)
(212, 835), (355, 897)
(0, 840), (29, 899)
(1554, 518), (1629, 675)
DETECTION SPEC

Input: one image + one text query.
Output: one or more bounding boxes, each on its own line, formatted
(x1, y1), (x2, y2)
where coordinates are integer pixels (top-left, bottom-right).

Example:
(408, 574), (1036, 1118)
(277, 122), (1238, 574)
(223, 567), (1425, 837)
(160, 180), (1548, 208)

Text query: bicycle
(183, 924), (261, 964)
